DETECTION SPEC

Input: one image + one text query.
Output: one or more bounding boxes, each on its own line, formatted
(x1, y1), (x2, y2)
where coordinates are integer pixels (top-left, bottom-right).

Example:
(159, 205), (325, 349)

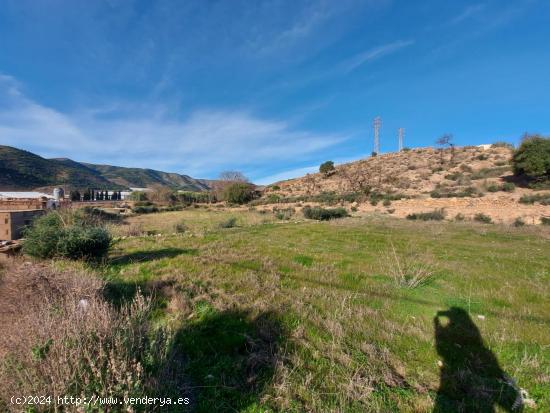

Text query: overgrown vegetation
(0, 266), (172, 411)
(406, 209), (445, 221)
(22, 211), (112, 260)
(223, 182), (256, 204)
(302, 206), (349, 220)
(519, 193), (550, 205)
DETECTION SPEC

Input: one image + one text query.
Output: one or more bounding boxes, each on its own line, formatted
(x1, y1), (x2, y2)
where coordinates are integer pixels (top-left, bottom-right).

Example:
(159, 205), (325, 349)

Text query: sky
(1, 0), (549, 184)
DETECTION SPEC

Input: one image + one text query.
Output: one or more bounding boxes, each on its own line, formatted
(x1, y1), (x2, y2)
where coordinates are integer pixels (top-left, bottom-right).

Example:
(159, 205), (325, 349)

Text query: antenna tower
(398, 127), (404, 152)
(373, 116), (381, 155)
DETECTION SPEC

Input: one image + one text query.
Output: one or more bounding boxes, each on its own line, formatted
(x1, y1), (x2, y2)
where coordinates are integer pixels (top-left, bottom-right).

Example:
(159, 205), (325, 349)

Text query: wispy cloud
(450, 4), (486, 25)
(341, 40), (415, 73)
(0, 75), (345, 178)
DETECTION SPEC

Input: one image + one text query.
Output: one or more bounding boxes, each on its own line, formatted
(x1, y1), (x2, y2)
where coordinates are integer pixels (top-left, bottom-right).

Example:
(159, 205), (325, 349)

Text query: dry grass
(381, 241), (437, 288)
(0, 262), (172, 412)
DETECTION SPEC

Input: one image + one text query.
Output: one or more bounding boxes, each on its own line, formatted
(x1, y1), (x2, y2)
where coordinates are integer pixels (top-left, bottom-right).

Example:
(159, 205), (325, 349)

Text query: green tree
(512, 134), (550, 180)
(319, 161), (335, 176)
(223, 182), (256, 204)
(70, 190), (81, 201)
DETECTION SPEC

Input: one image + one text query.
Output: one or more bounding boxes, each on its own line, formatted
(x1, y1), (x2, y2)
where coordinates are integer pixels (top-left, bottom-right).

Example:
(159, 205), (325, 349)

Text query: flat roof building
(0, 210), (45, 241)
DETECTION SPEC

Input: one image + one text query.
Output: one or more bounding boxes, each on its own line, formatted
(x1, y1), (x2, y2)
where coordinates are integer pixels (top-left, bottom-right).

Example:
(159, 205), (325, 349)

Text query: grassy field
(92, 208), (550, 412)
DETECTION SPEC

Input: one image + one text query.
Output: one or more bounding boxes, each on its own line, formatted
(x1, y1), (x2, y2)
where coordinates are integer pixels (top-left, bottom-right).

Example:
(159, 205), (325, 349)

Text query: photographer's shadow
(433, 307), (523, 412)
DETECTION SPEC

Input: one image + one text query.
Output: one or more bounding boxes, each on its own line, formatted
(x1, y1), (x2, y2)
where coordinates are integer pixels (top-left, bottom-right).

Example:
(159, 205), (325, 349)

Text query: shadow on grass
(166, 308), (284, 412)
(109, 247), (198, 266)
(433, 307), (523, 412)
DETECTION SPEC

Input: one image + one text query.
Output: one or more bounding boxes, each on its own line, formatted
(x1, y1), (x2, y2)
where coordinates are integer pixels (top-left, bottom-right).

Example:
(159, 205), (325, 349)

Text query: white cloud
(341, 40), (415, 73)
(0, 75), (345, 178)
(450, 4), (485, 25)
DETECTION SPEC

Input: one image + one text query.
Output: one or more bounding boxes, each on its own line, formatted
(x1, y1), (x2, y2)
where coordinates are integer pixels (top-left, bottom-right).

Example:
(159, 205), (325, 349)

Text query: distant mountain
(0, 145), (210, 191)
(0, 146), (117, 190)
(82, 163), (210, 191)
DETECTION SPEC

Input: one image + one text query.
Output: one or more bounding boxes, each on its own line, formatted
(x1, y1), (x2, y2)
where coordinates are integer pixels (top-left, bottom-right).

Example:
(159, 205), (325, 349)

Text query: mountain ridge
(0, 145), (210, 192)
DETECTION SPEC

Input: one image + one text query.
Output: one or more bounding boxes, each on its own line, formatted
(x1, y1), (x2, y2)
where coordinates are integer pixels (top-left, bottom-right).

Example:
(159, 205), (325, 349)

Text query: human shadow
(433, 307), (523, 412)
(158, 309), (284, 412)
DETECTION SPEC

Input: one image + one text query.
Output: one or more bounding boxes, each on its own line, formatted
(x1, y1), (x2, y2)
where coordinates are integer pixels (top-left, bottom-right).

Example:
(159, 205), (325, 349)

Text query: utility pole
(398, 127), (404, 152)
(373, 116), (381, 155)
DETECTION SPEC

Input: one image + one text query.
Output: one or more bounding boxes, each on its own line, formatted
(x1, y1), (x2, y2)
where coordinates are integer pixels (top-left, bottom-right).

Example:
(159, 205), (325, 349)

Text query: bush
(513, 217), (525, 227)
(273, 207), (294, 220)
(406, 210), (445, 221)
(487, 184), (499, 192)
(512, 135), (550, 180)
(541, 216), (550, 225)
(22, 211), (111, 260)
(270, 185), (280, 191)
(455, 213), (465, 221)
(474, 213), (492, 224)
(224, 183), (256, 204)
(219, 217), (238, 228)
(383, 199), (391, 207)
(501, 182), (516, 192)
(133, 205), (159, 214)
(519, 193), (550, 205)
(492, 141), (514, 149)
(302, 206), (349, 221)
(319, 161), (336, 176)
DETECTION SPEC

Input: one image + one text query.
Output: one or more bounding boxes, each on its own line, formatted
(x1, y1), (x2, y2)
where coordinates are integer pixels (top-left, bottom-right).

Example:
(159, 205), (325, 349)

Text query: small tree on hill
(512, 134), (550, 181)
(319, 161), (335, 177)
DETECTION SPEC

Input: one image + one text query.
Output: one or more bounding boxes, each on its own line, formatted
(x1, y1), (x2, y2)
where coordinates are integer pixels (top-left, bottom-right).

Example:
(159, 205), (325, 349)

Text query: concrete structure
(0, 191), (60, 210)
(0, 210), (45, 241)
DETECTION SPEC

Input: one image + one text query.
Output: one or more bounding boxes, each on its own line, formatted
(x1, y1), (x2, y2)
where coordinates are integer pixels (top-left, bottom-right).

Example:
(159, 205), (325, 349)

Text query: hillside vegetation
(0, 145), (209, 191)
(261, 145), (550, 225)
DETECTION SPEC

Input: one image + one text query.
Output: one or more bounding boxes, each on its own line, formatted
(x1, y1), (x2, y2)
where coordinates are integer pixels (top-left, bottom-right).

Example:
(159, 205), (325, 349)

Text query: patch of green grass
(293, 255), (314, 267)
(95, 210), (550, 412)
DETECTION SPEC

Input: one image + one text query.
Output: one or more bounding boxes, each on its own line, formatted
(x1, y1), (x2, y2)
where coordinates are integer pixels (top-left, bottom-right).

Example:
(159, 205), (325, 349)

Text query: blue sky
(1, 0), (549, 183)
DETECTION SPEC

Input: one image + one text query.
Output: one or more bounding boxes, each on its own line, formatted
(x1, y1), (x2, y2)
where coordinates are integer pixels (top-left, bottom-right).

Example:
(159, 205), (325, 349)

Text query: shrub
(541, 216), (550, 225)
(402, 147), (411, 152)
(133, 205), (159, 214)
(128, 191), (149, 201)
(383, 199), (391, 207)
(501, 182), (516, 192)
(270, 185), (280, 190)
(474, 213), (492, 224)
(173, 222), (187, 233)
(406, 210), (445, 221)
(460, 164), (473, 173)
(302, 206), (348, 221)
(471, 166), (511, 180)
(219, 217), (238, 228)
(455, 213), (465, 221)
(273, 207), (295, 220)
(476, 154), (489, 161)
(22, 212), (111, 260)
(319, 161), (336, 176)
(223, 182), (256, 204)
(492, 141), (514, 149)
(513, 217), (525, 227)
(512, 135), (550, 180)
(519, 193), (550, 205)
(487, 184), (499, 192)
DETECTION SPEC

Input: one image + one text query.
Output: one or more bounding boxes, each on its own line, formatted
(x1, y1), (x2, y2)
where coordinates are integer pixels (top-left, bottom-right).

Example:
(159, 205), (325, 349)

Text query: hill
(82, 163), (210, 191)
(0, 145), (210, 191)
(0, 146), (116, 190)
(260, 145), (550, 225)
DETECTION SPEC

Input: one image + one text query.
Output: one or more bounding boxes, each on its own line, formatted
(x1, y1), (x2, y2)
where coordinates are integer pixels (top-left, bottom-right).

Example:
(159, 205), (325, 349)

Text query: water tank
(53, 187), (65, 201)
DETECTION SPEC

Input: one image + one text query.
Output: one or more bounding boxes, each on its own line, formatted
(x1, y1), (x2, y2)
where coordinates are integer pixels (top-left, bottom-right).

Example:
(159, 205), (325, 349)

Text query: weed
(474, 213), (492, 224)
(219, 217), (238, 228)
(406, 209), (445, 221)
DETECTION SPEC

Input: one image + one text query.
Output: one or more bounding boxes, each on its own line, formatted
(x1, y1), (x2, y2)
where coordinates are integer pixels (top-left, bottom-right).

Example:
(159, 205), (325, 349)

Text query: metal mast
(373, 116), (381, 155)
(398, 127), (404, 152)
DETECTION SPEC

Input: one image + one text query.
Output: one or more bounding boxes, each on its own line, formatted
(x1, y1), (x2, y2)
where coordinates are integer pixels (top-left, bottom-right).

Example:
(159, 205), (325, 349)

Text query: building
(0, 191), (59, 210)
(0, 210), (45, 241)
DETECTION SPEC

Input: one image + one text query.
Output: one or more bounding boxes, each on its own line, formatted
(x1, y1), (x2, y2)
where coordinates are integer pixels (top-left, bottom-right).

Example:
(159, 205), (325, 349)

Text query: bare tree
(218, 171), (249, 182)
(436, 134), (453, 164)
